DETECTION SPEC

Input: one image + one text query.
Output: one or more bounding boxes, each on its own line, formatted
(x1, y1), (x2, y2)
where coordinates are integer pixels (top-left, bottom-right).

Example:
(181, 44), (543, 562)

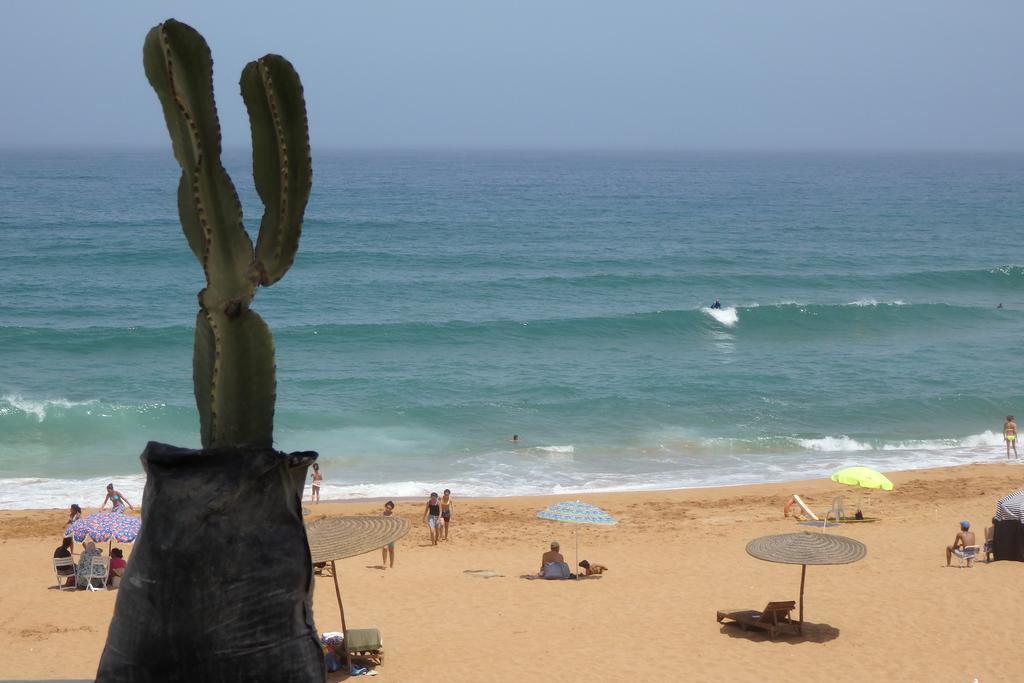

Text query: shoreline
(5, 458), (1020, 523)
(0, 445), (1013, 512)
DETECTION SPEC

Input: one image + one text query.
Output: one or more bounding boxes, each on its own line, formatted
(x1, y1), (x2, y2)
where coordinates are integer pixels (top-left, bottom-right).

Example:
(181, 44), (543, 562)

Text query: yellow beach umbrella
(830, 466), (893, 520)
(830, 466), (894, 491)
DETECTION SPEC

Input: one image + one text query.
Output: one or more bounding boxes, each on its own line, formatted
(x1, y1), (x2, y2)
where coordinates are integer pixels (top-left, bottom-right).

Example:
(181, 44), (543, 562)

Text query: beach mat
(464, 569), (504, 579)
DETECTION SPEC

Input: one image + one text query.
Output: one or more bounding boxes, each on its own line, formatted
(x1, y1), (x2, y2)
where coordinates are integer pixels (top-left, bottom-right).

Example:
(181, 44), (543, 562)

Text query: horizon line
(2, 144), (1024, 155)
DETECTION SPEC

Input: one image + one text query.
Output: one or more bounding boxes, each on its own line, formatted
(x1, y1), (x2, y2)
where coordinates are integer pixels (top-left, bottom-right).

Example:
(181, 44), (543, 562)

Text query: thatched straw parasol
(745, 532), (866, 632)
(305, 516), (410, 668)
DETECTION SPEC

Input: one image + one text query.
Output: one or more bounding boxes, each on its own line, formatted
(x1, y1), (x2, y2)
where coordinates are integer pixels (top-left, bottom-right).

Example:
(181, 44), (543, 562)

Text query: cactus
(142, 19), (312, 450)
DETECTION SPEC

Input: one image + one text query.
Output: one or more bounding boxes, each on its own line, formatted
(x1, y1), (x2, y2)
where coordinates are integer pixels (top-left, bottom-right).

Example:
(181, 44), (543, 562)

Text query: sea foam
(702, 306), (738, 327)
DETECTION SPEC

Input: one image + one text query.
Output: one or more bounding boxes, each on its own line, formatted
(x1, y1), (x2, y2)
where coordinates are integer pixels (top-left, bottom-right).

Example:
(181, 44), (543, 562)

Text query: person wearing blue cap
(946, 520), (976, 567)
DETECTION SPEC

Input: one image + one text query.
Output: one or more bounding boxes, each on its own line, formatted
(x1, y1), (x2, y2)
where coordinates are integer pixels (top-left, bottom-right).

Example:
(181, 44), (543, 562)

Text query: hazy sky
(2, 1), (1022, 150)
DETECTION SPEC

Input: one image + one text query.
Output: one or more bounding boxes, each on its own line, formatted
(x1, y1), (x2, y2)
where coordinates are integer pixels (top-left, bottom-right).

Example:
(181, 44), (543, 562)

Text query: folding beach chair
(717, 601), (798, 638)
(88, 556), (110, 591)
(53, 557), (76, 591)
(792, 495), (818, 521)
(954, 545), (981, 568)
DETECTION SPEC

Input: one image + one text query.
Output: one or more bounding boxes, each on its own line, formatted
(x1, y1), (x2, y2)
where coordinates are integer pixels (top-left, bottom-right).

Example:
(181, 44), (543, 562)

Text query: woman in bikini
(1004, 415), (1017, 460)
(439, 489), (454, 541)
(381, 501), (396, 568)
(310, 463), (323, 503)
(100, 484), (133, 514)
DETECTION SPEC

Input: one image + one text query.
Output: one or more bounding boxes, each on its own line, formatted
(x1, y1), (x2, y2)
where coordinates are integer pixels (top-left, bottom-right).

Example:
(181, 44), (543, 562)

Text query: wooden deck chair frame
(53, 556), (76, 591)
(717, 601), (798, 638)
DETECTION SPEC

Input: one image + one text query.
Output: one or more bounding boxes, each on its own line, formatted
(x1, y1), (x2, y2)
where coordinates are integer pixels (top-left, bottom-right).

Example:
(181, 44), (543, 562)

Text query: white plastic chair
(823, 496), (846, 524)
(53, 557), (76, 591)
(88, 556), (110, 591)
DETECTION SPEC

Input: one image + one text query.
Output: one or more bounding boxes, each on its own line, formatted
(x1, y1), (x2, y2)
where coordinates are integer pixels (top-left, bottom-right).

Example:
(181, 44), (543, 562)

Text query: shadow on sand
(719, 620), (840, 644)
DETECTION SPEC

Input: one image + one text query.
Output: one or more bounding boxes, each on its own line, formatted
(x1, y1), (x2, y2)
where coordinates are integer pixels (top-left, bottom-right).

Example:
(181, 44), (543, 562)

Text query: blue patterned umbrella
(537, 501), (617, 525)
(70, 512), (142, 544)
(536, 501), (616, 576)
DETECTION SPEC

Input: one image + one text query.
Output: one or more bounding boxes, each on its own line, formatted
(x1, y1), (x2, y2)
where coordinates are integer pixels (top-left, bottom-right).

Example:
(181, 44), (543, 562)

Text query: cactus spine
(143, 19), (312, 450)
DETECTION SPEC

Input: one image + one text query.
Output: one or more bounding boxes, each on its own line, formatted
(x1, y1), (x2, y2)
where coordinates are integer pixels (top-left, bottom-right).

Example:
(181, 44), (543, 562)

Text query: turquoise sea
(1, 150), (1022, 508)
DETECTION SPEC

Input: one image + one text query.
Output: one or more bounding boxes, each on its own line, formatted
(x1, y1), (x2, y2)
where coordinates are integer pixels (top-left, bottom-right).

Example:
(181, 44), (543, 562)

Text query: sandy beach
(3, 462), (1022, 682)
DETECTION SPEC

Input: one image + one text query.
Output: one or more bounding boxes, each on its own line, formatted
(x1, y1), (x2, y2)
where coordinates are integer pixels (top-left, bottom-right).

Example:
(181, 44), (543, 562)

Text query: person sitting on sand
(109, 547), (127, 585)
(577, 559), (608, 576)
(100, 483), (133, 514)
(53, 537), (76, 587)
(946, 520), (977, 567)
(538, 541), (572, 579)
(1004, 416), (1017, 460)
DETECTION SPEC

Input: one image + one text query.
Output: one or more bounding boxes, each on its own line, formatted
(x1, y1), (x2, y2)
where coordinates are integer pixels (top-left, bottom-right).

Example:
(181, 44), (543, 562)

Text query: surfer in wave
(710, 298), (722, 310)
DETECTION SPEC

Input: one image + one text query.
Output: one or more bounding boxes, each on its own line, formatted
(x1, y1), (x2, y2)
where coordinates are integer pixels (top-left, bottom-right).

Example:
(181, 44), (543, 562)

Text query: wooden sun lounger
(717, 601), (798, 638)
(345, 628), (384, 667)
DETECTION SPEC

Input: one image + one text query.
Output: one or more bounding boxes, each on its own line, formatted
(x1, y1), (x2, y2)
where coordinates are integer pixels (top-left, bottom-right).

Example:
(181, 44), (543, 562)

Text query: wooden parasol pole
(798, 564), (806, 634)
(330, 560), (352, 672)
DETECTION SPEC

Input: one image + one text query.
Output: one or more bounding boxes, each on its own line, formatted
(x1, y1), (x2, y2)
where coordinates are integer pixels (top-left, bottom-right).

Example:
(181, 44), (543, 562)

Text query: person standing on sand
(381, 501), (396, 569)
(1003, 416), (1017, 460)
(64, 503), (82, 552)
(423, 492), (442, 546)
(100, 484), (133, 514)
(310, 463), (322, 503)
(440, 489), (454, 541)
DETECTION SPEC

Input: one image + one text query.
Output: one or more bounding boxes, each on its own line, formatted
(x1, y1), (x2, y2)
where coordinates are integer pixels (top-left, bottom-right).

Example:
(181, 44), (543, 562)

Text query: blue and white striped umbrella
(995, 490), (1024, 522)
(537, 501), (617, 525)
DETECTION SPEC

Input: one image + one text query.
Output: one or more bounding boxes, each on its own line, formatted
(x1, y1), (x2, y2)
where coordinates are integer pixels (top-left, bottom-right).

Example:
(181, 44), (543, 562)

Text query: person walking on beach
(310, 463), (323, 503)
(440, 489), (454, 541)
(100, 484), (133, 514)
(423, 492), (442, 546)
(1004, 416), (1017, 460)
(381, 501), (396, 569)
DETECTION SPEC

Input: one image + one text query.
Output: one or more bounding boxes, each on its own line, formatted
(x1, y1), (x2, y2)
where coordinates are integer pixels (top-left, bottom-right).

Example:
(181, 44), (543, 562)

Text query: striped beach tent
(995, 490), (1024, 522)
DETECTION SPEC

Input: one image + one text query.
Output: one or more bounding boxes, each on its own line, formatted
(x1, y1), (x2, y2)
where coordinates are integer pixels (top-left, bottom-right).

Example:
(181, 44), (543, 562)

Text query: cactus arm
(143, 20), (256, 313)
(240, 55), (313, 287)
(194, 309), (276, 450)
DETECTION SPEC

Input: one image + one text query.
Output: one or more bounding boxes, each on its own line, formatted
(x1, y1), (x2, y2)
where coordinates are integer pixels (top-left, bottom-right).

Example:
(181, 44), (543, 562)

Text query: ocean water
(1, 150), (1023, 509)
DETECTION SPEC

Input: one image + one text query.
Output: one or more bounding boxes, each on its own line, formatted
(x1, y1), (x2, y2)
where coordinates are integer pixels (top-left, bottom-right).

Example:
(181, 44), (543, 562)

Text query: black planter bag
(96, 442), (324, 682)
